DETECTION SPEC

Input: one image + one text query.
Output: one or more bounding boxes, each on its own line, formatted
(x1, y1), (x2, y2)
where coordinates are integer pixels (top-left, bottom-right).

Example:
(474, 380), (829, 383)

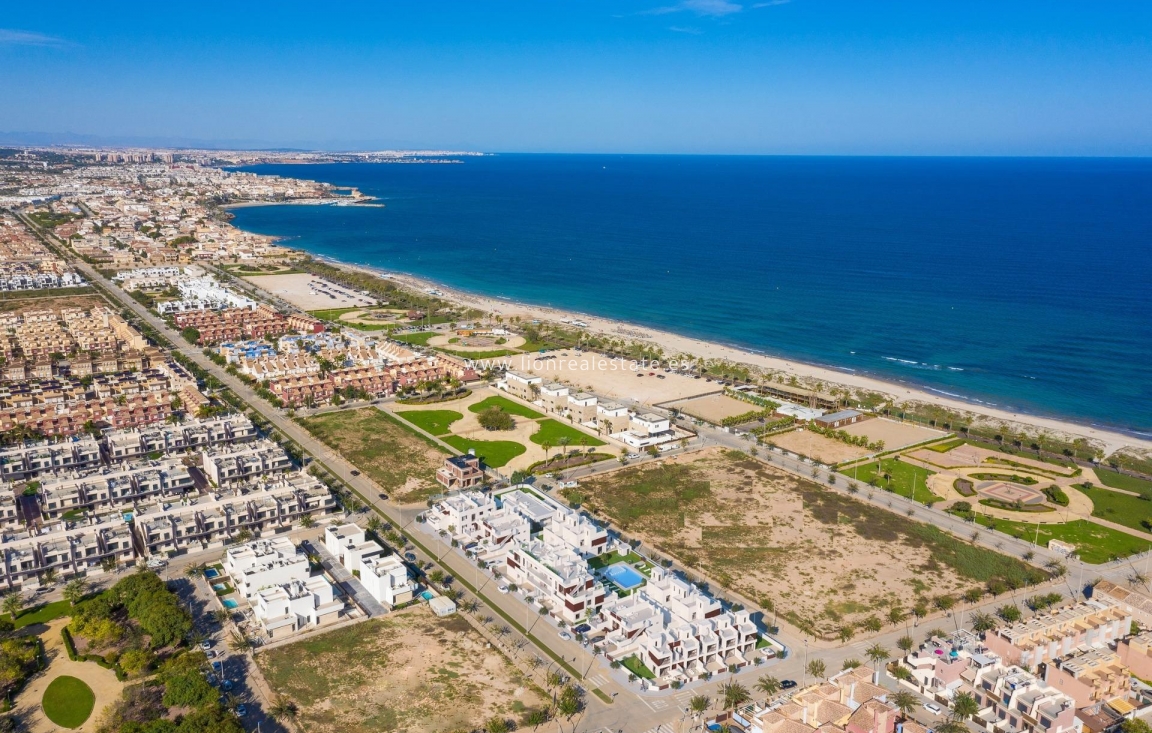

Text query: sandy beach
(310, 258), (1152, 456)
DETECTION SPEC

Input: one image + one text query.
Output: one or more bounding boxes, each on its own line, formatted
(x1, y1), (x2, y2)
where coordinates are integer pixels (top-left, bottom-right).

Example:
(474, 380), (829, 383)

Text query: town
(0, 146), (1147, 733)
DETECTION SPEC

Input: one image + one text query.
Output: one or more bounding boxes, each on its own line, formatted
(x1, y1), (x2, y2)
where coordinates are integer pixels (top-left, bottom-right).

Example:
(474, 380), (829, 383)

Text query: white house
(613, 412), (678, 449)
(224, 537), (309, 599)
(323, 523), (385, 575)
(253, 575), (342, 640)
(360, 554), (415, 607)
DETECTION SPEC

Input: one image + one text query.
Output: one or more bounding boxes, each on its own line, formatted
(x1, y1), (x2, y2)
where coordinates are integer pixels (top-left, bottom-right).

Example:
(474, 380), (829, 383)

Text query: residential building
(983, 601), (1131, 668)
(1117, 631), (1152, 684)
(814, 410), (866, 429)
(435, 453), (484, 491)
(1042, 648), (1131, 708)
(201, 439), (293, 485)
(498, 370), (542, 401)
(1091, 581), (1152, 631)
(253, 575), (342, 640)
(971, 665), (1081, 733)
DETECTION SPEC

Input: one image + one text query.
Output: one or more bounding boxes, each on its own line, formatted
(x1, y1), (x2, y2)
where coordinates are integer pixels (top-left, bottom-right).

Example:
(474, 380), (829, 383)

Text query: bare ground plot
(840, 419), (947, 450)
(0, 293), (107, 314)
(258, 610), (549, 733)
(564, 448), (1045, 639)
(503, 352), (713, 405)
(768, 428), (870, 465)
(242, 273), (377, 310)
(667, 393), (752, 424)
(300, 408), (449, 504)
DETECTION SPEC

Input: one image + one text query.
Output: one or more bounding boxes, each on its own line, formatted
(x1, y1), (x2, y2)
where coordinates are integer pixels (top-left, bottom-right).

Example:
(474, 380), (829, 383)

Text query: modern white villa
(324, 522), (415, 607)
(223, 536), (342, 639)
(425, 486), (763, 680)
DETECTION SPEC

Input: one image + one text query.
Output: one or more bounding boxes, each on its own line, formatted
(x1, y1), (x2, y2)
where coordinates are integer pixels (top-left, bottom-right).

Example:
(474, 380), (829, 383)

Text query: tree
(720, 681), (751, 710)
(806, 658), (827, 680)
(1121, 719), (1152, 733)
(478, 406), (514, 431)
(890, 691), (920, 719)
(971, 611), (998, 633)
(229, 630), (254, 653)
(689, 695), (710, 716)
(747, 672), (779, 701)
(299, 513), (315, 528)
(865, 643), (889, 683)
(40, 568), (58, 587)
(63, 578), (88, 607)
(887, 606), (906, 628)
(1, 593), (22, 620)
(863, 616), (883, 633)
(119, 647), (154, 677)
(184, 564), (205, 579)
(897, 635), (915, 653)
(997, 604), (1022, 623)
(951, 691), (979, 721)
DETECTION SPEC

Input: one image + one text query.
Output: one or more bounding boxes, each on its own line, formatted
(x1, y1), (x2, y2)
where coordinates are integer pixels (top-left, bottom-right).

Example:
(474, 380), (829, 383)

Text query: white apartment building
(0, 436), (102, 481)
(38, 458), (194, 518)
(324, 523), (385, 575)
(498, 370), (542, 401)
(224, 536), (309, 599)
(103, 414), (256, 460)
(201, 439), (293, 485)
(0, 520), (135, 591)
(613, 412), (678, 449)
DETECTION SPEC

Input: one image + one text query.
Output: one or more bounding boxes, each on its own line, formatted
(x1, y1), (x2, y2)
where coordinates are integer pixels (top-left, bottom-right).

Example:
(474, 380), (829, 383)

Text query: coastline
(302, 254), (1152, 456)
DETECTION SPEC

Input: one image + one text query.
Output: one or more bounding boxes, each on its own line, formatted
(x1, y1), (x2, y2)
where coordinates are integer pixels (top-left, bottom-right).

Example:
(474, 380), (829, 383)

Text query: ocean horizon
(230, 155), (1152, 436)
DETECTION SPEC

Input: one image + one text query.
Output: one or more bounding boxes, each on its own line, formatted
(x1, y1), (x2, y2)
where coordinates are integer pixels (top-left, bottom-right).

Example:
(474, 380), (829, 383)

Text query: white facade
(224, 536), (310, 599)
(253, 575), (342, 639)
(361, 554), (415, 607)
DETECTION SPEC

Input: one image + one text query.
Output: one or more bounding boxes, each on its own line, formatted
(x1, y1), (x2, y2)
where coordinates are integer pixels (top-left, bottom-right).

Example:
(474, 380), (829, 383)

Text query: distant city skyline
(2, 1), (1151, 155)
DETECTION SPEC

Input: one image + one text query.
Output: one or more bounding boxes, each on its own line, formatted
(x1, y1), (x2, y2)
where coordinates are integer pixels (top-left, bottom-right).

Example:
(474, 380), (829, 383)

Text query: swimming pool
(222, 599), (239, 609)
(212, 583), (228, 592)
(204, 568), (220, 579)
(419, 590), (435, 601)
(603, 564), (645, 590)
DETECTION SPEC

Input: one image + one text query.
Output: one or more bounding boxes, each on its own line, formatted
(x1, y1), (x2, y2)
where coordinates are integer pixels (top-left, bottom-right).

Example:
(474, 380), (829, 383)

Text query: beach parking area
(242, 273), (377, 311)
(505, 352), (714, 405)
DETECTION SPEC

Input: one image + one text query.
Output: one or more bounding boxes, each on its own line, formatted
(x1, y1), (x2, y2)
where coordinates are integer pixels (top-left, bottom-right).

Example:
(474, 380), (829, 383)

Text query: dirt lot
(299, 408), (449, 504)
(667, 393), (753, 424)
(243, 273), (376, 310)
(565, 448), (1044, 639)
(840, 418), (947, 450)
(768, 428), (870, 464)
(0, 293), (107, 313)
(259, 610), (549, 733)
(503, 352), (713, 405)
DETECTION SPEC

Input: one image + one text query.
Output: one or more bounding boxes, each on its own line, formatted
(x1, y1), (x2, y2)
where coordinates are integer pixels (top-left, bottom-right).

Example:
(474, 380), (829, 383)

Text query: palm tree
(63, 578), (88, 607)
(541, 440), (553, 462)
(951, 691), (979, 722)
(40, 568), (58, 587)
(755, 675), (781, 700)
(184, 563), (206, 579)
(2, 592), (22, 620)
(229, 630), (254, 653)
(865, 643), (889, 684)
(720, 681), (751, 711)
(806, 658), (826, 681)
(890, 691), (920, 720)
(887, 606), (906, 628)
(299, 513), (315, 529)
(557, 436), (572, 456)
(689, 694), (710, 719)
(269, 695), (299, 722)
(971, 611), (997, 633)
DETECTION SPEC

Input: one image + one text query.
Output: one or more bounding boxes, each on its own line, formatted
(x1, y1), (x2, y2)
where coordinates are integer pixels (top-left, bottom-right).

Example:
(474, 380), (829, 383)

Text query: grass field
(435, 347), (519, 359)
(467, 395), (544, 419)
(12, 599), (71, 629)
(392, 331), (437, 346)
(308, 307), (361, 320)
(842, 458), (942, 504)
(395, 409), (463, 436)
(1095, 469), (1152, 498)
(529, 419), (606, 447)
(42, 675), (95, 728)
(258, 611), (548, 733)
(300, 408), (450, 504)
(927, 438), (967, 453)
(1073, 485), (1152, 534)
(972, 515), (1149, 564)
(442, 436), (526, 468)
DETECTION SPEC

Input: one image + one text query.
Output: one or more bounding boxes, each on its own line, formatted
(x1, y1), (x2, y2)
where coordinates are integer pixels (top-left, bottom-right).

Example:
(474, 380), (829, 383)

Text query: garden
(841, 457), (943, 504)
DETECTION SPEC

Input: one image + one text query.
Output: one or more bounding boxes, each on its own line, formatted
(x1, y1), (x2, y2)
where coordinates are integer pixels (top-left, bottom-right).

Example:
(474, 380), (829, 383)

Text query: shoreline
(299, 254), (1152, 455)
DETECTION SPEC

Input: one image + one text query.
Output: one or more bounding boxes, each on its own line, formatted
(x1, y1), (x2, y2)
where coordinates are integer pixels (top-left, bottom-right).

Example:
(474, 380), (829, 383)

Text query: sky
(1, 1), (1150, 155)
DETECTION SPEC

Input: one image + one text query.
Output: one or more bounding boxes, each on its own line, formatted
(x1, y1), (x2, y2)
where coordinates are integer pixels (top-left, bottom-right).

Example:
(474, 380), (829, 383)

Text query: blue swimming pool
(222, 599), (239, 609)
(603, 564), (645, 590)
(419, 590), (435, 601)
(212, 583), (228, 592)
(204, 568), (220, 579)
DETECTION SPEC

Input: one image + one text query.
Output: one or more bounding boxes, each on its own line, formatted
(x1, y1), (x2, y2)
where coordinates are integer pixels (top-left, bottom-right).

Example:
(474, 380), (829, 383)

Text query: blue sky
(1, 1), (1150, 155)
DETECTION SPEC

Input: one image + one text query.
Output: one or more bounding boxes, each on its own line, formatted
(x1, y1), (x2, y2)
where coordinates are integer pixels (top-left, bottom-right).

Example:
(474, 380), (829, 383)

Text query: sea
(230, 156), (1152, 436)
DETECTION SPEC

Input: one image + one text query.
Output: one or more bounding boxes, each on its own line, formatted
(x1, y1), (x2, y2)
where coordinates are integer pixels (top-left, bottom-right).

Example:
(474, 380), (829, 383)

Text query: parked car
(200, 640), (213, 650)
(236, 704), (247, 716)
(574, 624), (591, 634)
(404, 552), (417, 561)
(781, 680), (797, 689)
(558, 631), (572, 641)
(350, 470), (360, 476)
(924, 703), (943, 715)
(221, 680), (234, 692)
(497, 584), (510, 594)
(378, 493), (389, 500)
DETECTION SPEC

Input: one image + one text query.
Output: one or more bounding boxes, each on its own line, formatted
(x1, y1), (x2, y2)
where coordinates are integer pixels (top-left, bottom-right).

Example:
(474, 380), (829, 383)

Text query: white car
(558, 631), (572, 641)
(497, 584), (509, 594)
(924, 702), (943, 715)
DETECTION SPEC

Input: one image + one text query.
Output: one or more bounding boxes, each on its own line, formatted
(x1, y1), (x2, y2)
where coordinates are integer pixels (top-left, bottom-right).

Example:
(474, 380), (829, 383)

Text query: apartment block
(226, 536), (342, 639)
(435, 453), (484, 491)
(971, 665), (1081, 733)
(746, 666), (896, 733)
(325, 522), (415, 607)
(201, 439), (293, 485)
(1042, 648), (1131, 708)
(0, 436), (101, 481)
(983, 601), (1131, 668)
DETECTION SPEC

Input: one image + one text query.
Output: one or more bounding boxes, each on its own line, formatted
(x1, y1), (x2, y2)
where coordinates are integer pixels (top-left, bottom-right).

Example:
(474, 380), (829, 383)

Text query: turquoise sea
(230, 156), (1152, 435)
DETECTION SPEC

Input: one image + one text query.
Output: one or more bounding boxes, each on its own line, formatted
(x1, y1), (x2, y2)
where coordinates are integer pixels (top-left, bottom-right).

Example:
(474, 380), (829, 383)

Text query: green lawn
(392, 331), (437, 346)
(926, 438), (967, 453)
(1095, 469), (1152, 498)
(621, 655), (655, 680)
(530, 419), (605, 447)
(841, 458), (941, 504)
(972, 516), (1149, 564)
(588, 550), (643, 569)
(307, 307), (361, 320)
(468, 395), (544, 419)
(441, 436), (526, 468)
(13, 599), (71, 629)
(436, 347), (519, 359)
(42, 675), (95, 728)
(395, 409), (463, 436)
(1073, 485), (1152, 534)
